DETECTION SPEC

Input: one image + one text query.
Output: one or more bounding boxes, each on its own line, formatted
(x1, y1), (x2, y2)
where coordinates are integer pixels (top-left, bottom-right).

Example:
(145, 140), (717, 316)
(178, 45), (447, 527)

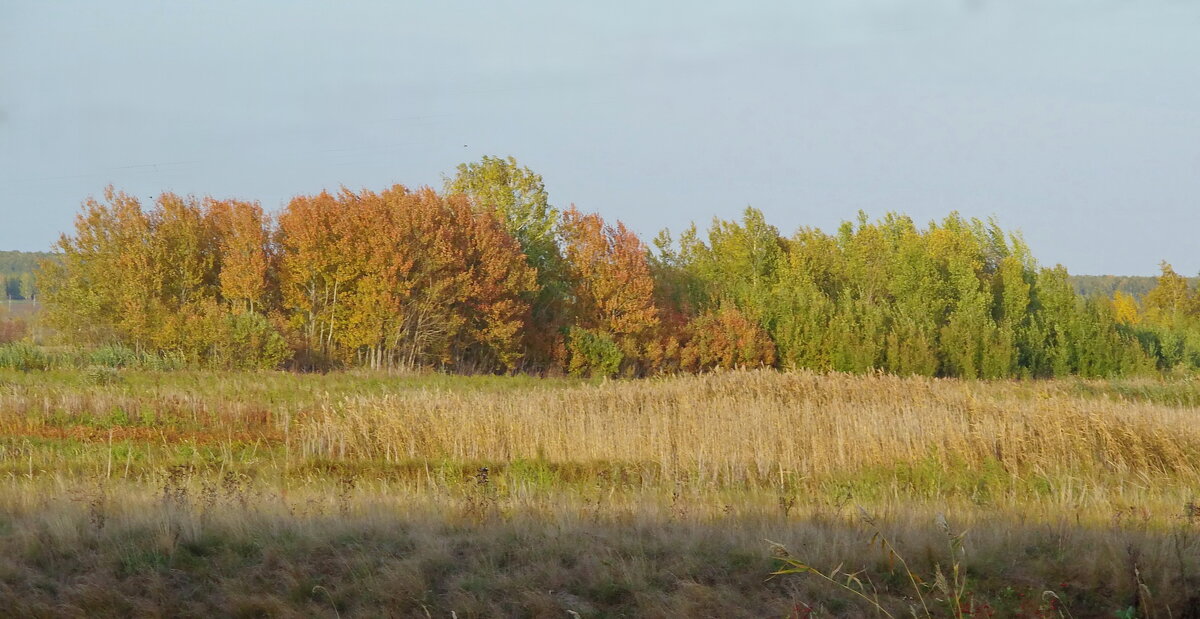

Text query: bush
(0, 316), (27, 345)
(209, 312), (292, 370)
(77, 314), (288, 372)
(0, 342), (49, 371)
(84, 365), (123, 385)
(142, 350), (186, 372)
(680, 307), (776, 372)
(89, 344), (141, 368)
(566, 327), (623, 378)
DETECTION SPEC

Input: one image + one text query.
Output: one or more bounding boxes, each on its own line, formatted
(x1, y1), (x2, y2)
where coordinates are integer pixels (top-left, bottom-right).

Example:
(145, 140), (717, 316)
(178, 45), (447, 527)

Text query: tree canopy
(26, 157), (1200, 377)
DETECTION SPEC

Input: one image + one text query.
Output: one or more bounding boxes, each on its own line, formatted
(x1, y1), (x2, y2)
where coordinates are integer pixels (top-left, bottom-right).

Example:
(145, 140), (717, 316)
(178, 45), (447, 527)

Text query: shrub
(140, 350), (186, 372)
(89, 344), (141, 368)
(565, 327), (623, 378)
(0, 342), (49, 371)
(209, 312), (292, 370)
(680, 306), (776, 372)
(84, 365), (123, 385)
(0, 316), (28, 345)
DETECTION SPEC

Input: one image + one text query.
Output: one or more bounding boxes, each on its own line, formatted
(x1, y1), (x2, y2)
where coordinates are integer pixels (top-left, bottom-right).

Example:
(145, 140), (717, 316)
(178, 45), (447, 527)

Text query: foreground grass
(2, 480), (1198, 617)
(2, 369), (1199, 616)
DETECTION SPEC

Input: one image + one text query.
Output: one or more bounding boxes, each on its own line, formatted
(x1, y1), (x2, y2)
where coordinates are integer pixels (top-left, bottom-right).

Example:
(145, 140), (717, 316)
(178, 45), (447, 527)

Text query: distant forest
(6, 157), (1200, 377)
(0, 250), (51, 300)
(1071, 274), (1197, 300)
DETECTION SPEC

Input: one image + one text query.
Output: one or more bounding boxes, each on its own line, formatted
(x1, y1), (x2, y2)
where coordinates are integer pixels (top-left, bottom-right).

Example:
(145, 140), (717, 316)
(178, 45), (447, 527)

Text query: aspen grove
(37, 157), (1200, 377)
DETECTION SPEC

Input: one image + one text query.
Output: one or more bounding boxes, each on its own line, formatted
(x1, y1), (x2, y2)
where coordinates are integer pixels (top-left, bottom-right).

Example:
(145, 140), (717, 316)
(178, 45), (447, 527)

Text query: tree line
(1070, 274), (1197, 300)
(4, 249), (1168, 304)
(0, 251), (50, 301)
(32, 156), (1200, 376)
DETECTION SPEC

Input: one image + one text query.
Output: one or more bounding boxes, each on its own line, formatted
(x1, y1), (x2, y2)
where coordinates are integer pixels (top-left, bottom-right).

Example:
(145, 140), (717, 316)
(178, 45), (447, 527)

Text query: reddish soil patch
(6, 423), (284, 445)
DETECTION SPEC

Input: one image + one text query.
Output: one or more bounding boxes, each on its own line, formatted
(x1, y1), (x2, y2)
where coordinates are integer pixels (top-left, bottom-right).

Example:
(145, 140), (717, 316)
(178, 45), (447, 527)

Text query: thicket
(0, 308), (27, 345)
(30, 156), (1200, 376)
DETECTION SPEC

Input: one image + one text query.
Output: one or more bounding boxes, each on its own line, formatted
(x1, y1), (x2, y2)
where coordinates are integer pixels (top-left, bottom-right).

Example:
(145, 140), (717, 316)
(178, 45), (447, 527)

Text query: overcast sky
(1, 1), (1197, 275)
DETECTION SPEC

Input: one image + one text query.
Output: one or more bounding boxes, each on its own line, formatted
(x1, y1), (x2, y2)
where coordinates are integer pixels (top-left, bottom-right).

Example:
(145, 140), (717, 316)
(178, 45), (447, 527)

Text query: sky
(1, 0), (1197, 275)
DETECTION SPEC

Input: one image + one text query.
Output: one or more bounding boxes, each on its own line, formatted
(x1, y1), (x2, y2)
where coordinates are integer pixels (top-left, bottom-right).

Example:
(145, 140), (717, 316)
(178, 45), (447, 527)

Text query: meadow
(1, 367), (1198, 617)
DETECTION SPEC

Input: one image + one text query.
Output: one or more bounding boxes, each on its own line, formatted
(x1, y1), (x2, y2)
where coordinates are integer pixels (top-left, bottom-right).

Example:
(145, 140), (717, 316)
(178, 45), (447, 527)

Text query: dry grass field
(2, 368), (1199, 617)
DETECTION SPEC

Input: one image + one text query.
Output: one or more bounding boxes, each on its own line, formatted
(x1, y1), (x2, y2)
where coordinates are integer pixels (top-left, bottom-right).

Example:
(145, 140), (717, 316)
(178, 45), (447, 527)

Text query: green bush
(84, 365), (123, 385)
(89, 344), (140, 368)
(565, 327), (623, 378)
(0, 342), (49, 371)
(209, 312), (292, 370)
(139, 350), (186, 372)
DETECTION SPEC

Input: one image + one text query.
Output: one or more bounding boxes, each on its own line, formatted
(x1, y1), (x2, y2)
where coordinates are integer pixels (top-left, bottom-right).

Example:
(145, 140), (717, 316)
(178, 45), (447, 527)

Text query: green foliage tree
(447, 156), (558, 276)
(1131, 262), (1200, 371)
(446, 156), (569, 368)
(677, 207), (784, 323)
(1070, 274), (1193, 300)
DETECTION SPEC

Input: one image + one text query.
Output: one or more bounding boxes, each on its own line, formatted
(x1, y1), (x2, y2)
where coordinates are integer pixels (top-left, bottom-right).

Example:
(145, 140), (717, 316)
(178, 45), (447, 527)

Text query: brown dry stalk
(296, 370), (1200, 484)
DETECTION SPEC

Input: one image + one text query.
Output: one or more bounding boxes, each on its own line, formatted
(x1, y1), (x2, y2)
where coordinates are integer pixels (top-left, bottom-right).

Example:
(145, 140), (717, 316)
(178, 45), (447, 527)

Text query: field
(1, 368), (1199, 617)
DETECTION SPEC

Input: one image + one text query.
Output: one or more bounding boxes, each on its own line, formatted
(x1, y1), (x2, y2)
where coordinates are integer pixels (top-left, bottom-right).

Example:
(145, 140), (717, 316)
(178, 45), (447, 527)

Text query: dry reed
(298, 370), (1200, 485)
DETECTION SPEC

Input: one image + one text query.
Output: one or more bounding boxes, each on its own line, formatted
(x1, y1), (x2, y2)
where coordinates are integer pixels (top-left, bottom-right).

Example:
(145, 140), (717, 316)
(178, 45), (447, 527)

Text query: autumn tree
(447, 156), (568, 368)
(208, 199), (273, 314)
(39, 173), (1193, 378)
(558, 206), (660, 376)
(372, 186), (535, 371)
(275, 190), (354, 366)
(276, 185), (535, 371)
(451, 192), (540, 370)
(41, 187), (288, 368)
(42, 187), (161, 349)
(1111, 291), (1142, 326)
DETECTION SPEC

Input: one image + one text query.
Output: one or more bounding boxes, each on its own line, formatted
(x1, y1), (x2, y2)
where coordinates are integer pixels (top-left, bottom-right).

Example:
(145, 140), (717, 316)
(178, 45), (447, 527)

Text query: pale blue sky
(1, 1), (1197, 275)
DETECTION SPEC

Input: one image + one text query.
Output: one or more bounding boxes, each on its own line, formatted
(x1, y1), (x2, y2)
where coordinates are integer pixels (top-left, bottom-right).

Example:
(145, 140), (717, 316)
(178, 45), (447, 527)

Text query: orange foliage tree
(558, 206), (661, 376)
(679, 305), (776, 372)
(275, 190), (350, 367)
(276, 186), (535, 371)
(207, 199), (273, 314)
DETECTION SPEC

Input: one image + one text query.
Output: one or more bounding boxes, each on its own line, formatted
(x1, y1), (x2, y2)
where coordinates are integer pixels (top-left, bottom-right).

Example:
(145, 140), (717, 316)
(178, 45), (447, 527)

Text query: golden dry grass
(299, 370), (1200, 485)
(0, 478), (1197, 617)
(2, 368), (1200, 616)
